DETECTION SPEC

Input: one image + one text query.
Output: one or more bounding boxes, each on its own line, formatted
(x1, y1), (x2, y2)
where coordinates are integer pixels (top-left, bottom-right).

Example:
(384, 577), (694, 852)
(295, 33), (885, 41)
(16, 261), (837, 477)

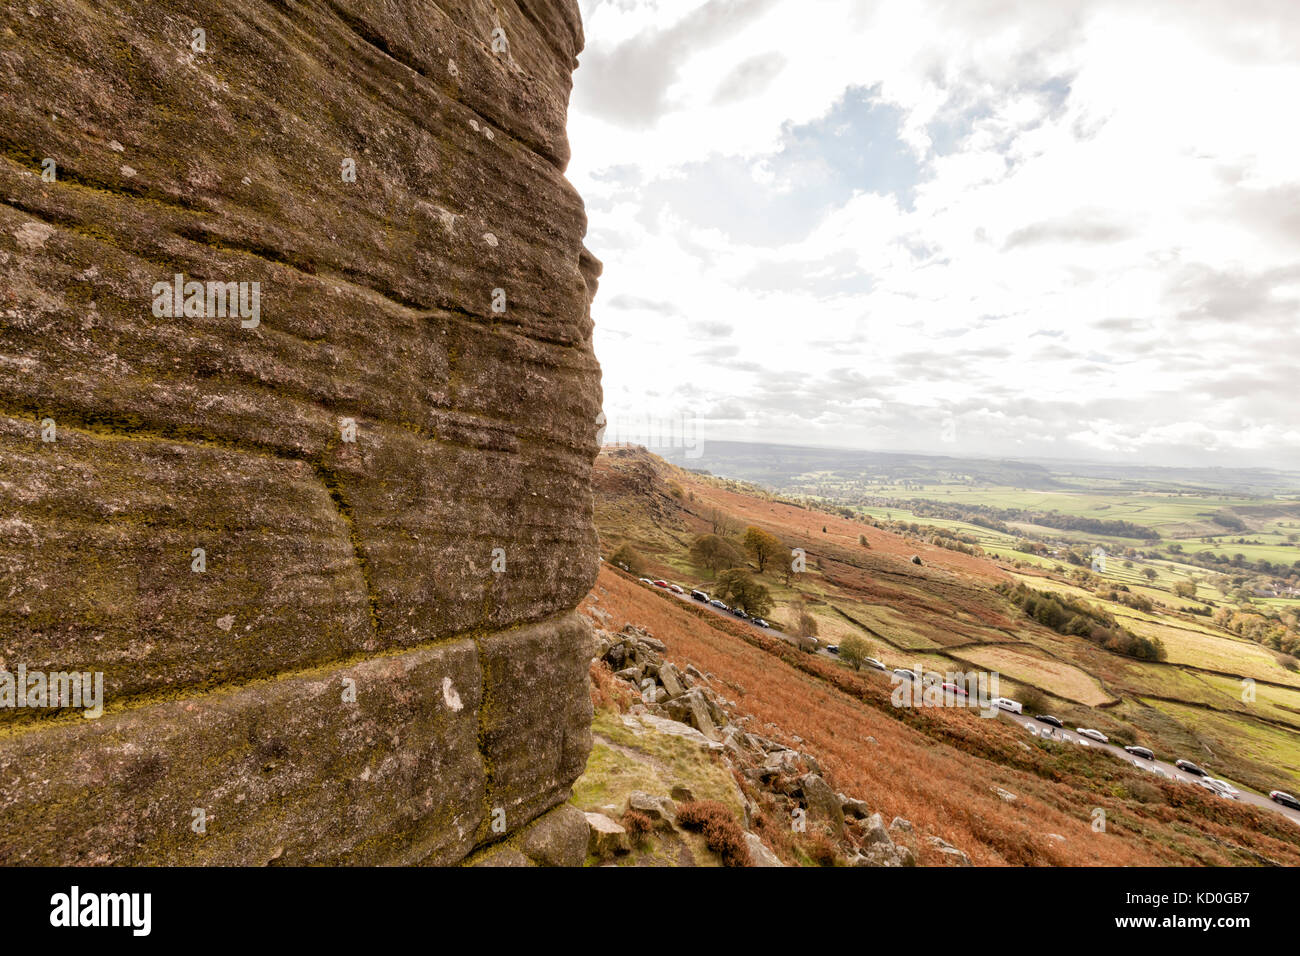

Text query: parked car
(708, 599), (729, 611)
(690, 590), (708, 602)
(941, 682), (967, 697)
(893, 668), (919, 682)
(1124, 745), (1155, 760)
(1197, 777), (1234, 799)
(1175, 759), (1208, 777)
(668, 584), (685, 595)
(1077, 728), (1109, 743)
(826, 644), (839, 654)
(638, 578), (654, 586)
(865, 658), (886, 671)
(1269, 790), (1300, 810)
(992, 697), (1022, 714)
(730, 607), (748, 619)
(1035, 715), (1063, 728)
(652, 580), (669, 589)
(752, 618), (770, 628)
(1207, 778), (1240, 799)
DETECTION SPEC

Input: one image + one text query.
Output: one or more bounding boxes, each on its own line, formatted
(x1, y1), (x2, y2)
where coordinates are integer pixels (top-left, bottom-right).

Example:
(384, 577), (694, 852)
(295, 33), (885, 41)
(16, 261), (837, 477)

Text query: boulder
(624, 713), (724, 751)
(519, 805), (588, 867)
(603, 643), (629, 670)
(722, 727), (753, 759)
(839, 793), (872, 820)
(851, 843), (915, 867)
(585, 813), (628, 857)
(666, 689), (720, 740)
(926, 835), (972, 866)
(638, 634), (667, 653)
(798, 773), (845, 830)
(764, 749), (803, 775)
(626, 791), (677, 830)
(860, 812), (892, 848)
(658, 663), (686, 700)
(744, 832), (784, 867)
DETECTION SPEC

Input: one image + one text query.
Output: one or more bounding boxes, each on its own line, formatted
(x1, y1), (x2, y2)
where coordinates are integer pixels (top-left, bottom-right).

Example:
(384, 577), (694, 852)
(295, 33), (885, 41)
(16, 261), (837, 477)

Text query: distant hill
(658, 440), (1060, 489)
(655, 440), (1300, 497)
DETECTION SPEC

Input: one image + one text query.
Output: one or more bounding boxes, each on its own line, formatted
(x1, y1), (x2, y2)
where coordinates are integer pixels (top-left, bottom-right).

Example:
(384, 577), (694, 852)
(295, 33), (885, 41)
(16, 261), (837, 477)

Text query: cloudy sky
(568, 0), (1300, 469)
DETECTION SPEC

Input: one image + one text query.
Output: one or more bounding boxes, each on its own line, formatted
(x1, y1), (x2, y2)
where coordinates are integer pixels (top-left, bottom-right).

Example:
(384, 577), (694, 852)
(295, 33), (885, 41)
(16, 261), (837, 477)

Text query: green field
(652, 447), (1300, 795)
(872, 482), (1300, 544)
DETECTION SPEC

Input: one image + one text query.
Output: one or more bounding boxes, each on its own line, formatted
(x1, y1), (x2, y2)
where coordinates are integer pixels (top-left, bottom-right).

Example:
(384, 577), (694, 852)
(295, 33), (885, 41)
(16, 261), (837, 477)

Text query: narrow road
(649, 581), (1300, 829)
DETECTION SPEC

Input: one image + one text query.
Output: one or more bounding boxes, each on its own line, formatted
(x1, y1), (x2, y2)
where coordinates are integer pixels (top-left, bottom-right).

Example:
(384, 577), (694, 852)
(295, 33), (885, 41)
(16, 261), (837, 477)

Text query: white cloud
(573, 0), (1300, 467)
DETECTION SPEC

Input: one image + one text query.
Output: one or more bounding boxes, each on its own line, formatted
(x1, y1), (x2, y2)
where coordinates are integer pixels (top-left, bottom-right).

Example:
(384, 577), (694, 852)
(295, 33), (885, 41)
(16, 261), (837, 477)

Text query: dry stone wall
(0, 0), (600, 864)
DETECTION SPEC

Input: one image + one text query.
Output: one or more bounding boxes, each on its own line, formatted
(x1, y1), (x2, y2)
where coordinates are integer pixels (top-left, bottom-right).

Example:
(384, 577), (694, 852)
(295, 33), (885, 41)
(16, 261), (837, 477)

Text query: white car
(1076, 728), (1108, 743)
(993, 697), (1022, 714)
(1198, 777), (1235, 799)
(1207, 777), (1240, 799)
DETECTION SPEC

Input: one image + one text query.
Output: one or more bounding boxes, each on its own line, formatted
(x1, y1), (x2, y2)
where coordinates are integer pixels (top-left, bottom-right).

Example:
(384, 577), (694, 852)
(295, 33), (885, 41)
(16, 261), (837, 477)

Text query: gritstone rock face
(0, 0), (601, 864)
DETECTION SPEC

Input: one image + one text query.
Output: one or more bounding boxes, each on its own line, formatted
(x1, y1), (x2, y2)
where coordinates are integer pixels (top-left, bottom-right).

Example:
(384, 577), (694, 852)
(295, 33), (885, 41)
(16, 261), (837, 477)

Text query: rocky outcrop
(0, 0), (599, 864)
(589, 619), (941, 867)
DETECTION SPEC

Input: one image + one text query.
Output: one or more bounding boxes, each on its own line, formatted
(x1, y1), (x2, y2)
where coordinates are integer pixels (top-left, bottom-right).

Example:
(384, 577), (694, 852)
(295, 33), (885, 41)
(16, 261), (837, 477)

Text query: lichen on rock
(0, 0), (600, 865)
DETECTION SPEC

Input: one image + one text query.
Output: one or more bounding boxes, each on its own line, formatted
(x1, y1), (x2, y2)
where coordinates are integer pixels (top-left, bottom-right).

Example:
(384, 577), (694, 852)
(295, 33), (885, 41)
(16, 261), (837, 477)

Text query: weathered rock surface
(518, 804), (589, 867)
(798, 773), (845, 830)
(927, 835), (973, 866)
(0, 0), (599, 864)
(584, 812), (628, 856)
(627, 790), (678, 831)
(591, 620), (923, 867)
(744, 832), (784, 867)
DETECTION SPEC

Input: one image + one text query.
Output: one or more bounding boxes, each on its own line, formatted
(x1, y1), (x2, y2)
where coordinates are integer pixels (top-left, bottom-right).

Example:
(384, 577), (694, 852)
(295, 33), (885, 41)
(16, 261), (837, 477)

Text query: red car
(652, 580), (669, 589)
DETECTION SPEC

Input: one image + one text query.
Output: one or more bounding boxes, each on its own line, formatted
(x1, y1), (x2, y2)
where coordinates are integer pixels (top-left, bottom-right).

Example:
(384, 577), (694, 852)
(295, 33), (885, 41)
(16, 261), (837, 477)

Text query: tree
(791, 598), (819, 642)
(858, 534), (870, 548)
(1143, 568), (1158, 581)
(838, 634), (871, 670)
(743, 526), (783, 574)
(715, 568), (773, 617)
(1018, 685), (1048, 714)
(607, 543), (646, 576)
(689, 534), (743, 576)
(706, 507), (736, 536)
(1173, 580), (1197, 599)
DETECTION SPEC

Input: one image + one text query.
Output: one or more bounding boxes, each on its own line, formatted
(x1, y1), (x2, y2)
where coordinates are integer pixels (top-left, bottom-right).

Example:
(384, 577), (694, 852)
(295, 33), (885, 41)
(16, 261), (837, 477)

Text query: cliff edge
(0, 0), (601, 864)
